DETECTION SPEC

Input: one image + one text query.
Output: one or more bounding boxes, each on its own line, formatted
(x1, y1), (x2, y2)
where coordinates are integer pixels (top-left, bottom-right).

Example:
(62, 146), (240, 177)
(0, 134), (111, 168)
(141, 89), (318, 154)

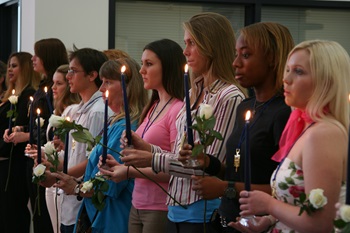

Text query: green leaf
(203, 117), (215, 130)
(205, 136), (215, 147)
(334, 219), (347, 228)
(211, 130), (223, 140)
(100, 182), (109, 192)
(192, 144), (204, 157)
(299, 193), (306, 203)
(285, 177), (295, 185)
(278, 182), (289, 190)
(97, 191), (104, 203)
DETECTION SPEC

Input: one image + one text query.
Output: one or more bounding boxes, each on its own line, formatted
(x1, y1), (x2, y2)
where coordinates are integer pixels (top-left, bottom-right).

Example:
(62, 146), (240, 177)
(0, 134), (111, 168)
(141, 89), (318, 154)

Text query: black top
(219, 95), (291, 220)
(0, 86), (36, 158)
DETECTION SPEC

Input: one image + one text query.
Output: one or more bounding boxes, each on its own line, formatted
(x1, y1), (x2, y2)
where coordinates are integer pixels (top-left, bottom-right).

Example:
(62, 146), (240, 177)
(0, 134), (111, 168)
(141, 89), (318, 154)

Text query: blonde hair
(99, 58), (148, 124)
(289, 40), (350, 134)
(240, 22), (294, 94)
(183, 12), (244, 102)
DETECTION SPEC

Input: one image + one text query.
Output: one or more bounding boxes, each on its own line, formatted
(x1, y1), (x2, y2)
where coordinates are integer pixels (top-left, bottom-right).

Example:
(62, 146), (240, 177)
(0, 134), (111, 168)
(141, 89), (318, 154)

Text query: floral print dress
(270, 158), (346, 233)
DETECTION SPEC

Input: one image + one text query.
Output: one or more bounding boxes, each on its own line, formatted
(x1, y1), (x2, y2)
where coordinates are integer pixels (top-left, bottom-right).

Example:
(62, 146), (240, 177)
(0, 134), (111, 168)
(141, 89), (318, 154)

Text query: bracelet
(204, 154), (221, 176)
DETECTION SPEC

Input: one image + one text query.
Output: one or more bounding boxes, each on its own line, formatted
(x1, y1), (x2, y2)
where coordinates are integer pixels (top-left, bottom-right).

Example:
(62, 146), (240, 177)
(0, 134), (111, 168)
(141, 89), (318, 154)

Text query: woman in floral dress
(230, 40), (349, 232)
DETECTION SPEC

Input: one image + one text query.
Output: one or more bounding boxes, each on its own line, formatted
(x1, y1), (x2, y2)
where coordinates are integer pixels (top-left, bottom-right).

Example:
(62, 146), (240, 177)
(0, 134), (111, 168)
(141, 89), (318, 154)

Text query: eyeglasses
(67, 69), (85, 75)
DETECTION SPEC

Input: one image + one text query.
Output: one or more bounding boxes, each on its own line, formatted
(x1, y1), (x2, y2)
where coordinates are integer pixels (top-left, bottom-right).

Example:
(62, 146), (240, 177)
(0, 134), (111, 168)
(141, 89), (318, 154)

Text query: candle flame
(121, 65), (126, 73)
(185, 64), (188, 73)
(44, 86), (48, 93)
(245, 110), (251, 121)
(66, 116), (70, 121)
(30, 96), (33, 101)
(37, 108), (41, 115)
(12, 89), (15, 95)
(105, 90), (109, 98)
(348, 93), (350, 102)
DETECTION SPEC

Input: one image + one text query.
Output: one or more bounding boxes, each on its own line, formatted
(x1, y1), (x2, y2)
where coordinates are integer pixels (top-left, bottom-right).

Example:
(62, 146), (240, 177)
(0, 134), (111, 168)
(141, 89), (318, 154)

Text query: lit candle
(8, 89), (15, 135)
(121, 65), (132, 146)
(102, 90), (109, 164)
(44, 86), (53, 114)
(29, 96), (34, 144)
(346, 94), (350, 204)
(63, 117), (70, 174)
(37, 108), (41, 164)
(184, 64), (194, 147)
(244, 110), (251, 191)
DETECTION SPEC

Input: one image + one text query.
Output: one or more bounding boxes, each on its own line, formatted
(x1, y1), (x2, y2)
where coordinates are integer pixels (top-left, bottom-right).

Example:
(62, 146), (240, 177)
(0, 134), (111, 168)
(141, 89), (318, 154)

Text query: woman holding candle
(118, 12), (245, 232)
(100, 38), (185, 233)
(46, 64), (80, 233)
(28, 38), (68, 233)
(184, 22), (294, 232)
(54, 57), (148, 233)
(0, 52), (40, 233)
(231, 40), (349, 233)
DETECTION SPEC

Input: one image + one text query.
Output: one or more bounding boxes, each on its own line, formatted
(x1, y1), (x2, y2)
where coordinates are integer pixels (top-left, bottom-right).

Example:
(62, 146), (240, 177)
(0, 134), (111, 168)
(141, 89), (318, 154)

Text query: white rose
(309, 188), (328, 209)
(44, 141), (56, 155)
(199, 104), (214, 119)
(8, 95), (18, 104)
(80, 180), (93, 193)
(33, 164), (46, 177)
(36, 117), (45, 127)
(340, 205), (350, 222)
(49, 115), (65, 128)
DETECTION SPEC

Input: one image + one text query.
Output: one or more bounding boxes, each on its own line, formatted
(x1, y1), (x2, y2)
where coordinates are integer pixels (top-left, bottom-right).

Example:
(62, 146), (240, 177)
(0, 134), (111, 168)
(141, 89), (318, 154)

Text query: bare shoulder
(306, 121), (346, 143)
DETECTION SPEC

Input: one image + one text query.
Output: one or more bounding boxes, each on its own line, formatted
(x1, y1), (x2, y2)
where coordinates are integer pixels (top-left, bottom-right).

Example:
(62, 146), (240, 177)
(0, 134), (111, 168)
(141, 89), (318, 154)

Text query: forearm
(68, 160), (88, 178)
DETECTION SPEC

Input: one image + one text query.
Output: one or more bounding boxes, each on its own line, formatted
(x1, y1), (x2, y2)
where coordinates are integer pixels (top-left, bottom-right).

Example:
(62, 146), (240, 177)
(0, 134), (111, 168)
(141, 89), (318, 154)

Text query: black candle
(29, 96), (34, 144)
(37, 108), (41, 164)
(102, 90), (109, 164)
(184, 64), (194, 147)
(121, 66), (132, 146)
(244, 110), (251, 191)
(8, 89), (15, 135)
(63, 117), (70, 174)
(44, 86), (53, 114)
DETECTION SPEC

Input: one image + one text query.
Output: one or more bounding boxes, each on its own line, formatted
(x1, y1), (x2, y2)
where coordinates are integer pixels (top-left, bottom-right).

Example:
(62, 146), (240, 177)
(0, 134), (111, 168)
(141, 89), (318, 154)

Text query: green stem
(4, 143), (14, 192)
(97, 142), (187, 209)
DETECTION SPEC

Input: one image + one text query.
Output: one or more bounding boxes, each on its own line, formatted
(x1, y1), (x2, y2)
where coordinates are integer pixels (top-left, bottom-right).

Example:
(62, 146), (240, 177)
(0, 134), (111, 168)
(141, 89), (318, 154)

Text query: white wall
(21, 0), (109, 53)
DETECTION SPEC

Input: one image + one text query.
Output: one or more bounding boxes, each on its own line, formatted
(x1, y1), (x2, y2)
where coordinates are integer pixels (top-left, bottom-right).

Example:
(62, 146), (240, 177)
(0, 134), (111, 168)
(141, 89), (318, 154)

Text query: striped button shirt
(152, 77), (245, 206)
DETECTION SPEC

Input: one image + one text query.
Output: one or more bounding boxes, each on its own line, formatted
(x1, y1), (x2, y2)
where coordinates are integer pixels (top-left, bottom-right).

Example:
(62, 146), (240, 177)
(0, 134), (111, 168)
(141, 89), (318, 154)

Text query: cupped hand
(227, 216), (271, 233)
(51, 171), (77, 195)
(120, 130), (151, 152)
(120, 148), (152, 167)
(239, 190), (272, 216)
(98, 157), (128, 183)
(191, 175), (224, 199)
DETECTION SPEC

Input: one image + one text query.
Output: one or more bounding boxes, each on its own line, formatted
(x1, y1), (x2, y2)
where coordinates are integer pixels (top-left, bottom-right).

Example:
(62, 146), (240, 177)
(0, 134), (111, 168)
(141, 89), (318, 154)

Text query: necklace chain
(141, 97), (173, 138)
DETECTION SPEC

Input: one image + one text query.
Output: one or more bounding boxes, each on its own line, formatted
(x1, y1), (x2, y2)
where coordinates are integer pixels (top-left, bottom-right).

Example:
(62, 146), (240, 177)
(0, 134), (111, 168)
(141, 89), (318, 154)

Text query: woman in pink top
(100, 39), (186, 233)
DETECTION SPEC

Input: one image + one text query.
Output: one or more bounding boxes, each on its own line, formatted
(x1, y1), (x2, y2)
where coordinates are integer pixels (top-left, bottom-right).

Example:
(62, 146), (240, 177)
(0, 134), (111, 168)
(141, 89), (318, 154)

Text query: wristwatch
(74, 184), (83, 201)
(224, 181), (236, 199)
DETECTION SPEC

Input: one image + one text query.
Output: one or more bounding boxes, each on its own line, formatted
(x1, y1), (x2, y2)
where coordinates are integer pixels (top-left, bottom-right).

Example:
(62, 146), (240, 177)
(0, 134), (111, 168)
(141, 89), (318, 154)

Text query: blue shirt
(76, 118), (136, 233)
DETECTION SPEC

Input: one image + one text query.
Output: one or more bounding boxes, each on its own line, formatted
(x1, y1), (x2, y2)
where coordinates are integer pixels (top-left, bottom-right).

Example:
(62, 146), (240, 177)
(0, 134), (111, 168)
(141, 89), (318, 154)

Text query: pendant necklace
(141, 97), (173, 138)
(234, 95), (277, 172)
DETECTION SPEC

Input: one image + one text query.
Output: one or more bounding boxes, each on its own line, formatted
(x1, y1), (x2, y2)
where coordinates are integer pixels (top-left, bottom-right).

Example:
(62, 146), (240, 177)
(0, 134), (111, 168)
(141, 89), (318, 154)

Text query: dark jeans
(60, 224), (75, 233)
(167, 219), (222, 233)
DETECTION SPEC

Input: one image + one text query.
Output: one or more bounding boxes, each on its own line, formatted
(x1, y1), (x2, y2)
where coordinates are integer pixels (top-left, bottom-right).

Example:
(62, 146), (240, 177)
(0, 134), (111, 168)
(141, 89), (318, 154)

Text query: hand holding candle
(102, 90), (109, 164)
(244, 110), (251, 191)
(63, 117), (70, 174)
(184, 64), (194, 147)
(121, 65), (132, 147)
(37, 108), (41, 164)
(44, 86), (53, 114)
